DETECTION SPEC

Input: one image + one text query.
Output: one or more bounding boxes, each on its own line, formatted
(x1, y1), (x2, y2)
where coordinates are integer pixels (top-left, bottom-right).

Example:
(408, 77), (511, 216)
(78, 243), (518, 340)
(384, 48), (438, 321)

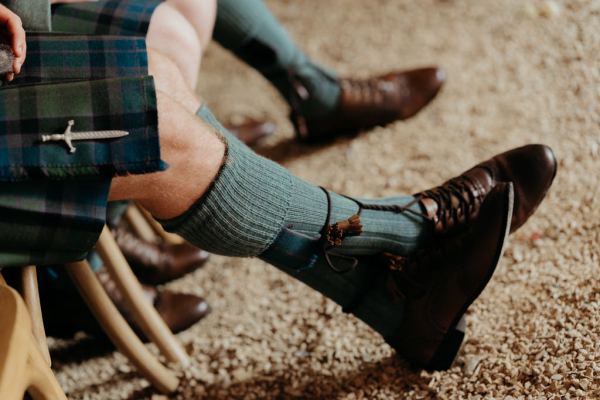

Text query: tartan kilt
(0, 33), (164, 267)
(52, 0), (163, 36)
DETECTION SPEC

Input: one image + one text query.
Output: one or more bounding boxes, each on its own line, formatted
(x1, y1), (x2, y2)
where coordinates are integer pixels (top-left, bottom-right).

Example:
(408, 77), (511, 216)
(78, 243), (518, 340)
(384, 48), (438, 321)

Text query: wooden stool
(65, 261), (180, 393)
(0, 223), (190, 394)
(0, 278), (67, 400)
(95, 226), (190, 367)
(2, 258), (182, 394)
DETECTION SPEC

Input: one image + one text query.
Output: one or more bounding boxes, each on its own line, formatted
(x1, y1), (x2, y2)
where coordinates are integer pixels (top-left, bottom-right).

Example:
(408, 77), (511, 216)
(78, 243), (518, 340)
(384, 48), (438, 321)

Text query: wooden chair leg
(0, 280), (67, 400)
(95, 226), (190, 367)
(20, 265), (52, 366)
(124, 205), (158, 243)
(137, 205), (185, 245)
(65, 261), (179, 394)
(26, 343), (67, 400)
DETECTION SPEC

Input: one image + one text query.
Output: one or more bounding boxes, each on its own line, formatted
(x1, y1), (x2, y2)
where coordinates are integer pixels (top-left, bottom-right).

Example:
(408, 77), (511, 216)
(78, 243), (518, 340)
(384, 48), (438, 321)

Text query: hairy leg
(109, 91), (225, 219)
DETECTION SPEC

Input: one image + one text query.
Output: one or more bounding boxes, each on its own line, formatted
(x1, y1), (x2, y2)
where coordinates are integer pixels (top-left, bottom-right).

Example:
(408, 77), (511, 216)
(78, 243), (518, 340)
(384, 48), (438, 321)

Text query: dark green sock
(214, 0), (341, 119)
(161, 106), (431, 258)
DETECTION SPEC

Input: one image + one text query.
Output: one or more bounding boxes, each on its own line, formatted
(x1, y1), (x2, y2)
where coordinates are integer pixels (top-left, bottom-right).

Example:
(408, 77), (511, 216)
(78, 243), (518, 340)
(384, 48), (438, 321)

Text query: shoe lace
(341, 76), (409, 107)
(357, 174), (484, 233)
(341, 79), (386, 106)
(318, 173), (483, 273)
(416, 175), (484, 232)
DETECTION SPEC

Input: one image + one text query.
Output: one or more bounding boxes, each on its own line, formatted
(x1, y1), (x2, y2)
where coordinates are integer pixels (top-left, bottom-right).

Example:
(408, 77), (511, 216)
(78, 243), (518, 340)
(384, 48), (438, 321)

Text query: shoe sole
(425, 183), (514, 371)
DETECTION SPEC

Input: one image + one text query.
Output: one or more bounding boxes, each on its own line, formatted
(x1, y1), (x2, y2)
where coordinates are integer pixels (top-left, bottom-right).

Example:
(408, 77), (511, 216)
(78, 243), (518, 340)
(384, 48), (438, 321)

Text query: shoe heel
(426, 316), (466, 371)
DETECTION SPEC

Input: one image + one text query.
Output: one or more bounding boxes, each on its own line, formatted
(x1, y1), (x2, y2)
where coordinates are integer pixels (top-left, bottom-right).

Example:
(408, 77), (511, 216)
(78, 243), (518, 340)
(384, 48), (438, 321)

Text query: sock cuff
(160, 106), (293, 257)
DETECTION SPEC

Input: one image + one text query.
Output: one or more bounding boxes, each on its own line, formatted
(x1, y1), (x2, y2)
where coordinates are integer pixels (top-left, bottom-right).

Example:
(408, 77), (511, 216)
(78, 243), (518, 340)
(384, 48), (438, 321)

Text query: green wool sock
(160, 106), (431, 258)
(214, 0), (341, 119)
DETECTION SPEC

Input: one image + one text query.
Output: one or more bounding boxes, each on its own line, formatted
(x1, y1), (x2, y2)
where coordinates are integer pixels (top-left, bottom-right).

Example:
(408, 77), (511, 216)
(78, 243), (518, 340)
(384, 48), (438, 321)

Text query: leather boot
(297, 145), (555, 369)
(225, 119), (275, 147)
(112, 226), (210, 285)
(41, 267), (209, 339)
(96, 268), (210, 335)
(291, 67), (445, 142)
(413, 144), (557, 234)
(379, 184), (513, 369)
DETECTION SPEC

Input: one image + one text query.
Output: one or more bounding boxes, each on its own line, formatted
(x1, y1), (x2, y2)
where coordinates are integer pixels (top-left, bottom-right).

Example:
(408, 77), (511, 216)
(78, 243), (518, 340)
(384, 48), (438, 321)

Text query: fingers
(0, 4), (26, 78)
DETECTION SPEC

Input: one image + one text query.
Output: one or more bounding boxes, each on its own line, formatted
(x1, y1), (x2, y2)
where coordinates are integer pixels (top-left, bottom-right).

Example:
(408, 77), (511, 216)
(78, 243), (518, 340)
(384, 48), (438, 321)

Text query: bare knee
(147, 3), (203, 87)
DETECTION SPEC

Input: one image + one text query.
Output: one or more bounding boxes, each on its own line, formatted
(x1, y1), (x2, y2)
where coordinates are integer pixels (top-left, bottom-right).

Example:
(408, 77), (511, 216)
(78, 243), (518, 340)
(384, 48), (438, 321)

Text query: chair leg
(26, 343), (67, 400)
(124, 205), (158, 243)
(138, 205), (185, 245)
(0, 279), (67, 400)
(95, 226), (190, 367)
(20, 265), (52, 366)
(65, 261), (179, 394)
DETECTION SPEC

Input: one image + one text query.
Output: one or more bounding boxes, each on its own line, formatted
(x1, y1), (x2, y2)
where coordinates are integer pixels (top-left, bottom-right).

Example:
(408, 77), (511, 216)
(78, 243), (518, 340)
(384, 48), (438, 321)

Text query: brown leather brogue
(226, 119), (276, 147)
(96, 268), (210, 335)
(292, 67), (445, 142)
(414, 144), (557, 235)
(468, 144), (557, 232)
(318, 181), (514, 370)
(383, 183), (513, 370)
(112, 227), (209, 285)
(42, 268), (210, 339)
(152, 289), (211, 333)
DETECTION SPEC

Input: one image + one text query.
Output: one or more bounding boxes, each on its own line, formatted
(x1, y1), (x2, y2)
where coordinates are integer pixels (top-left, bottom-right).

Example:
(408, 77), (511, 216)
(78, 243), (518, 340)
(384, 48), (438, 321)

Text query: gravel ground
(52, 0), (599, 398)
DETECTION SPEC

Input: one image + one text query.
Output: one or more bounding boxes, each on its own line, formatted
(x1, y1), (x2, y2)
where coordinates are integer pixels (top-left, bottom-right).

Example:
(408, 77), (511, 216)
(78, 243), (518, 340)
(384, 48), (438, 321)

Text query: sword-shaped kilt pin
(41, 120), (129, 153)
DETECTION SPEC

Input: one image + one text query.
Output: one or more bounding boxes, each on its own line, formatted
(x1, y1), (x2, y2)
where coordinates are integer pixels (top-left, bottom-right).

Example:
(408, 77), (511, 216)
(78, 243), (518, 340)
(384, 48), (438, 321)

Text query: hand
(0, 4), (25, 81)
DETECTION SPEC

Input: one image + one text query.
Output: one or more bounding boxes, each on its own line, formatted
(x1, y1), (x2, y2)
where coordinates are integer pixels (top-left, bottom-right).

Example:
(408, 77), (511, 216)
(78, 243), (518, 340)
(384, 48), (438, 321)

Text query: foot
(225, 119), (275, 147)
(112, 226), (210, 285)
(381, 146), (555, 369)
(323, 145), (555, 369)
(468, 144), (557, 232)
(414, 144), (557, 234)
(291, 67), (445, 142)
(383, 183), (513, 369)
(42, 268), (210, 339)
(96, 268), (210, 335)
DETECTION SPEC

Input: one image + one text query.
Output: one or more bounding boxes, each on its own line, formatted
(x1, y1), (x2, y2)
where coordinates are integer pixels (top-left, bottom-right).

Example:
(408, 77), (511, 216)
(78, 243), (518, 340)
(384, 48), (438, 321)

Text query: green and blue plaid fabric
(16, 33), (149, 84)
(2, 34), (164, 181)
(0, 33), (163, 267)
(0, 179), (110, 266)
(52, 0), (162, 36)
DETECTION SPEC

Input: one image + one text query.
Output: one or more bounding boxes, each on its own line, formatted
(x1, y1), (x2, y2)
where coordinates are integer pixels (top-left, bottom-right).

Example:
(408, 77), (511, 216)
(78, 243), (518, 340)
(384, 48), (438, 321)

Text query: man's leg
(155, 0), (275, 146)
(109, 64), (556, 368)
(213, 0), (445, 141)
(113, 53), (429, 253)
(214, 0), (341, 120)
